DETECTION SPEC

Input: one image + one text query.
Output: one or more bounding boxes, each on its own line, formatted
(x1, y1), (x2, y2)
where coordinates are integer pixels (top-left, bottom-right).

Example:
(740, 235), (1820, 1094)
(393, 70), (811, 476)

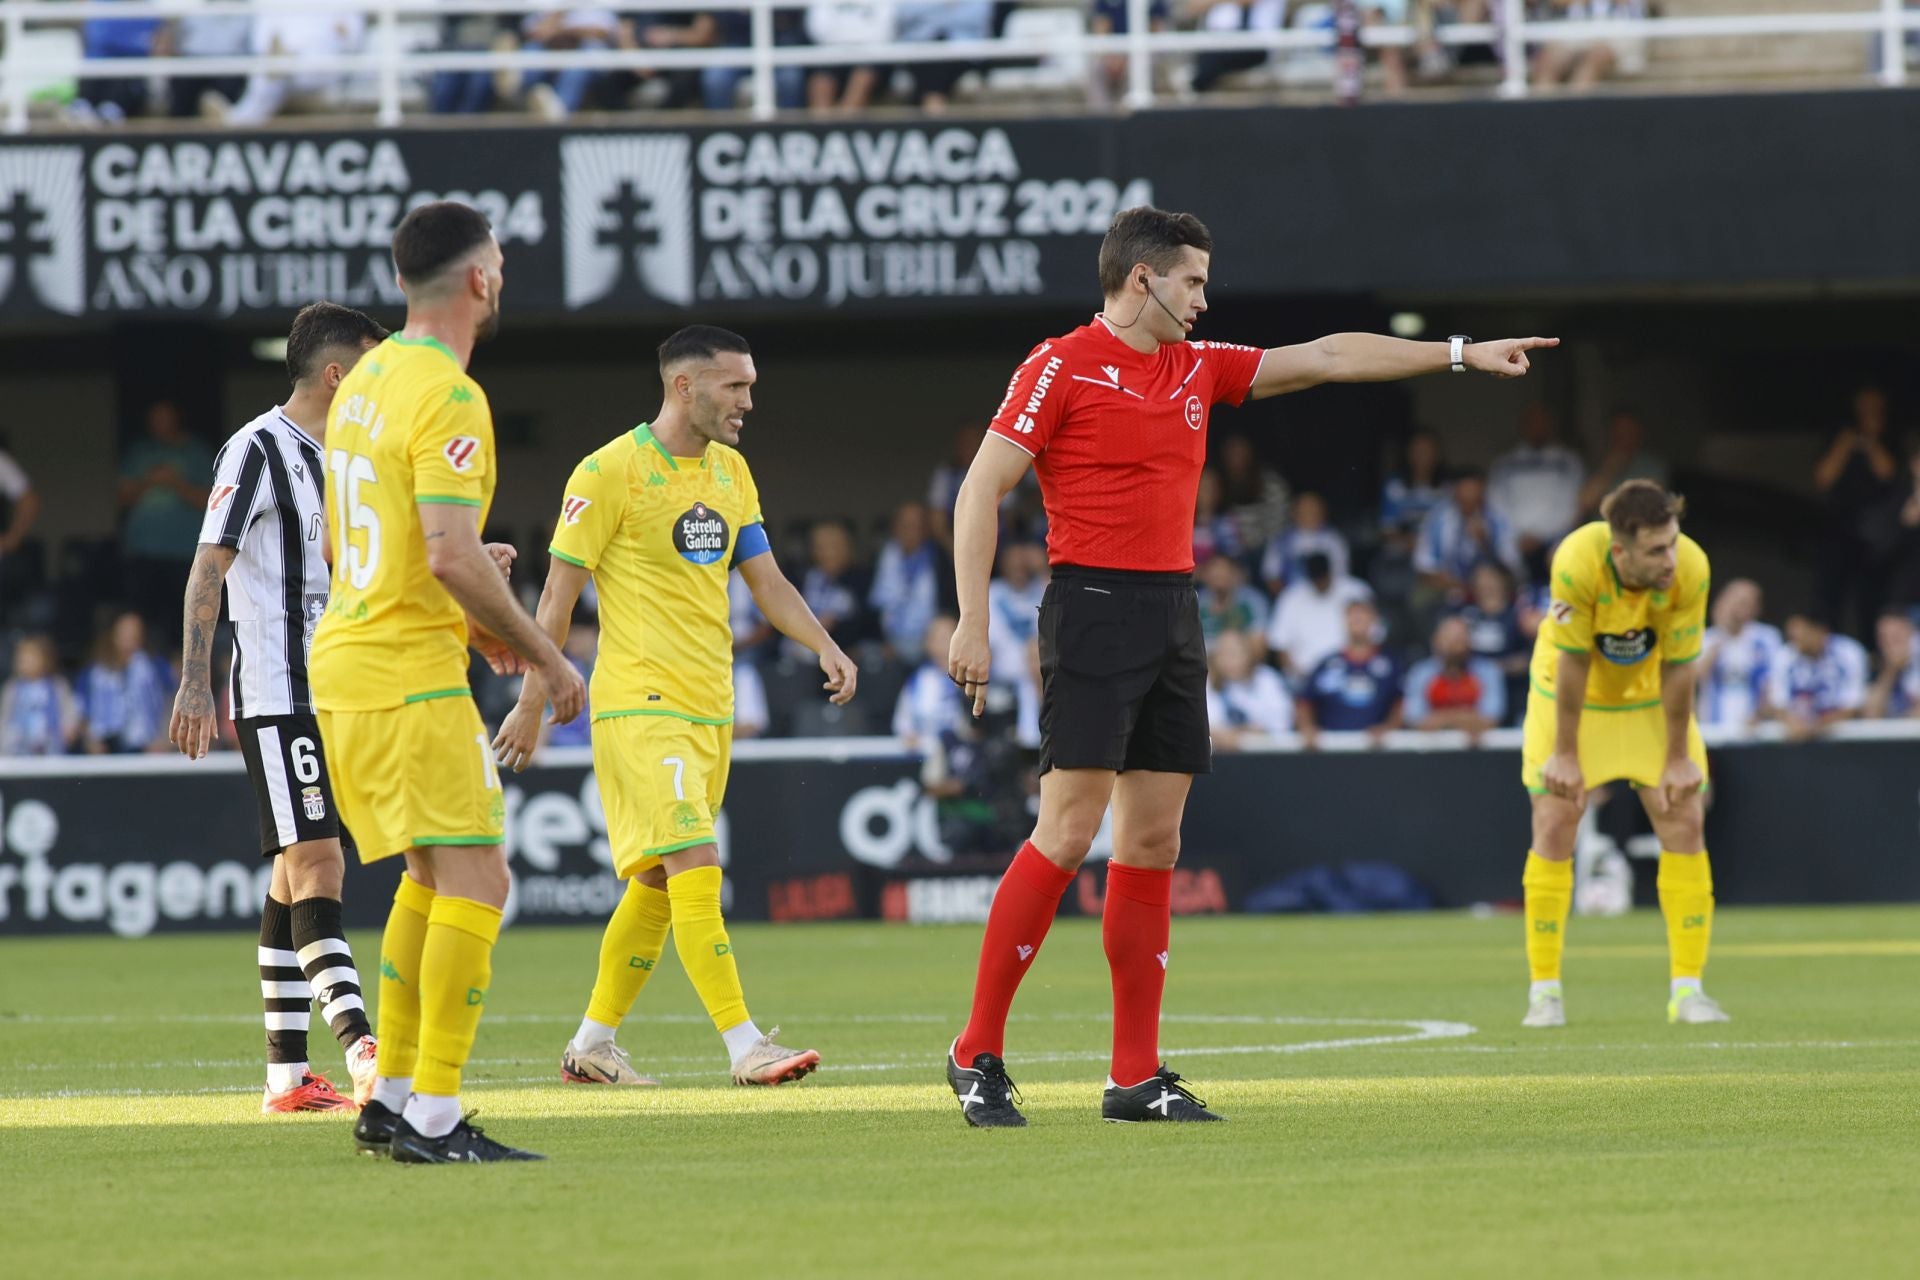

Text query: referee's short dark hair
(392, 200), (493, 288)
(1097, 206), (1214, 297)
(286, 302), (387, 385)
(1602, 480), (1686, 541)
(658, 325), (752, 376)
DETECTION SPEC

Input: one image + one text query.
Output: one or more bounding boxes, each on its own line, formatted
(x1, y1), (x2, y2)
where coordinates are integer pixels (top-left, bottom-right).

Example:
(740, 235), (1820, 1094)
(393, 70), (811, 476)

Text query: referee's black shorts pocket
(1052, 583), (1148, 679)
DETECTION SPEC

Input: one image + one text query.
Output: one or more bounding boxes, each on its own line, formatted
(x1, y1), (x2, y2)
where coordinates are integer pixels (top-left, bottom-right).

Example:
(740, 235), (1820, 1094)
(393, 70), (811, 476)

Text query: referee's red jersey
(987, 316), (1264, 573)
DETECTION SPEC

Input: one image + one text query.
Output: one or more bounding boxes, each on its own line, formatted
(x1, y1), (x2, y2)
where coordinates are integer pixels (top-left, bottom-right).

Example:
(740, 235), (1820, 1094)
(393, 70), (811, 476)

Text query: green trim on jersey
(1529, 677), (1662, 712)
(633, 424), (677, 470)
(415, 835), (503, 847)
(1554, 643), (1588, 655)
(548, 547), (588, 568)
(417, 495), (482, 507)
(594, 707), (733, 727)
(404, 687), (471, 704)
(1666, 653), (1701, 665)
(641, 836), (717, 858)
(390, 334), (460, 365)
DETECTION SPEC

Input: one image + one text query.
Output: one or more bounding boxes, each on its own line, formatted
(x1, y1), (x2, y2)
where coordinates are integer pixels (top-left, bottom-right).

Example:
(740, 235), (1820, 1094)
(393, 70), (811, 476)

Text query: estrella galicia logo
(674, 501), (730, 565)
(560, 134), (694, 309)
(1595, 628), (1655, 665)
(0, 146), (84, 316)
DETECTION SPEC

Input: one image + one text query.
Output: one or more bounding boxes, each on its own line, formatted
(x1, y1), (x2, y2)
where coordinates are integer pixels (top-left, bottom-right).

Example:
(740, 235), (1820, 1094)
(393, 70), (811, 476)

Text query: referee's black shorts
(236, 713), (343, 858)
(1037, 565), (1210, 777)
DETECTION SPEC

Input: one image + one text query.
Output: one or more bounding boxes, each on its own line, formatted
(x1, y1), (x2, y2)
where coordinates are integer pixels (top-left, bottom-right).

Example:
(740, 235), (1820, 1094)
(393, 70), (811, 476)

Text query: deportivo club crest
(560, 135), (695, 309)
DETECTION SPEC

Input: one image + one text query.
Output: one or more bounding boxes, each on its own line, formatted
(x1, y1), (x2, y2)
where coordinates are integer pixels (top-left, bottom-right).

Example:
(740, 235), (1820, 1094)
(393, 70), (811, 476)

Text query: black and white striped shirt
(198, 407), (327, 719)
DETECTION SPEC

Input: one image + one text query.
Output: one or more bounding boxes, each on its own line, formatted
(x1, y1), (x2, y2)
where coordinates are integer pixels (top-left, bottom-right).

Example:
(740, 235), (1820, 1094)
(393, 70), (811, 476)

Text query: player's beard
(696, 395), (741, 446)
(474, 296), (502, 345)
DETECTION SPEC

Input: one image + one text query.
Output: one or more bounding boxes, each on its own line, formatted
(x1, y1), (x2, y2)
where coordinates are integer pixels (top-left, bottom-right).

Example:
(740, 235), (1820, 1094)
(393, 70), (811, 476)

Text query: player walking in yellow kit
(493, 325), (857, 1087)
(1519, 480), (1727, 1028)
(312, 202), (586, 1162)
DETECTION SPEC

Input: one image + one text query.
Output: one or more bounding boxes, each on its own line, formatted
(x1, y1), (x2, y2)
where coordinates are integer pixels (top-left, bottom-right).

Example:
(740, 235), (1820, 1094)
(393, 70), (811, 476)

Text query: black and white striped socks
(258, 896), (311, 1092)
(290, 897), (372, 1052)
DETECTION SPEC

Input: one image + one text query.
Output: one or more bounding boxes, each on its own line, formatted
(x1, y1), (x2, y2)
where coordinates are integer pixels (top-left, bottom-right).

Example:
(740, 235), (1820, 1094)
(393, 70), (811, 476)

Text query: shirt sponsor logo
(1595, 628), (1656, 665)
(561, 496), (592, 526)
(208, 484), (239, 511)
(1010, 414), (1035, 435)
(443, 436), (480, 473)
(673, 501), (731, 565)
(1021, 355), (1063, 418)
(1184, 394), (1203, 430)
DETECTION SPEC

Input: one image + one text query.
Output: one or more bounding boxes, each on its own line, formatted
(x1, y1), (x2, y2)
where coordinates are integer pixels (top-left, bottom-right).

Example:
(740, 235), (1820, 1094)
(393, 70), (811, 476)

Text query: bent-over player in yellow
(311, 201), (586, 1163)
(493, 325), (858, 1087)
(1519, 480), (1727, 1029)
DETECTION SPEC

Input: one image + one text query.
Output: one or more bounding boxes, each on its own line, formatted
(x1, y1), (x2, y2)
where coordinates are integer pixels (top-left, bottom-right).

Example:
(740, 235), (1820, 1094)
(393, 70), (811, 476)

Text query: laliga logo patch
(207, 484), (239, 512)
(1184, 395), (1203, 430)
(673, 501), (730, 565)
(1549, 599), (1574, 624)
(562, 496), (593, 526)
(443, 436), (480, 473)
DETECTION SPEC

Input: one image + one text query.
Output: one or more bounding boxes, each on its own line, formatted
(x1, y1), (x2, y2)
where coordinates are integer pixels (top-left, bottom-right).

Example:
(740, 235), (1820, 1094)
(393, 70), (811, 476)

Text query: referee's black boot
(352, 1098), (402, 1157)
(946, 1042), (1028, 1128)
(1102, 1065), (1224, 1123)
(389, 1113), (545, 1163)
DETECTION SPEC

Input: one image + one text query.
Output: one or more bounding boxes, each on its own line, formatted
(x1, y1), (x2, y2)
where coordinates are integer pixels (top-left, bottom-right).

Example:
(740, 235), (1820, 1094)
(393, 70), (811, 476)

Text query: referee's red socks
(954, 840), (1074, 1068)
(1103, 862), (1172, 1087)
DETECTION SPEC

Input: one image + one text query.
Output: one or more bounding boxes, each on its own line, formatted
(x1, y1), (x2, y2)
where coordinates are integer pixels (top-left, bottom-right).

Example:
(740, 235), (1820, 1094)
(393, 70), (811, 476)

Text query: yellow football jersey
(310, 335), (496, 711)
(1530, 521), (1709, 710)
(548, 425), (764, 724)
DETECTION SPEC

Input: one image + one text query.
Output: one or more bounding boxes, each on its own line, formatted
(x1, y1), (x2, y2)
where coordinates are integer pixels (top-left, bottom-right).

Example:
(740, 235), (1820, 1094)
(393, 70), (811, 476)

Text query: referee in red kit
(942, 206), (1556, 1126)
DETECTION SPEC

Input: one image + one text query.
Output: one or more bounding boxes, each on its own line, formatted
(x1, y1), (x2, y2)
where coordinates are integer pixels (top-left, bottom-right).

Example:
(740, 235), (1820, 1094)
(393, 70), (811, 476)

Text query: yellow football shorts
(317, 693), (505, 863)
(592, 714), (733, 878)
(1520, 689), (1707, 794)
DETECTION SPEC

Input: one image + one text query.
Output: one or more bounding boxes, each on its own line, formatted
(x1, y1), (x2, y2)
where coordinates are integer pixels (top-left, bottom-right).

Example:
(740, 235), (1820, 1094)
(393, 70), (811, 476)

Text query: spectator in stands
(118, 401), (212, 647)
(1378, 427), (1451, 562)
(1193, 466), (1243, 567)
(159, 4), (253, 120)
(929, 424), (984, 553)
(790, 518), (873, 661)
(1088, 0), (1170, 107)
(1455, 561), (1529, 720)
(805, 3), (894, 112)
(1531, 0), (1647, 90)
(1197, 552), (1270, 650)
(1864, 609), (1920, 720)
(203, 9), (367, 125)
(732, 569), (777, 665)
(1296, 598), (1403, 751)
(618, 11), (722, 109)
(1187, 0), (1285, 94)
(1015, 633), (1043, 751)
(870, 499), (948, 658)
(1697, 578), (1781, 735)
(1260, 491), (1349, 596)
(1577, 409), (1670, 516)
(77, 610), (173, 755)
(734, 658), (771, 738)
(1767, 611), (1868, 741)
(0, 635), (80, 757)
(1814, 385), (1903, 642)
(517, 7), (622, 119)
(1411, 0), (1498, 81)
(1414, 469), (1519, 600)
(1219, 434), (1289, 566)
(897, 3), (994, 112)
(987, 540), (1048, 678)
(1205, 629), (1292, 751)
(1403, 615), (1505, 741)
(1879, 442), (1920, 610)
(892, 615), (966, 751)
(0, 434), (40, 622)
(1268, 551), (1373, 682)
(703, 9), (810, 111)
(69, 0), (164, 125)
(428, 4), (518, 115)
(1489, 402), (1585, 576)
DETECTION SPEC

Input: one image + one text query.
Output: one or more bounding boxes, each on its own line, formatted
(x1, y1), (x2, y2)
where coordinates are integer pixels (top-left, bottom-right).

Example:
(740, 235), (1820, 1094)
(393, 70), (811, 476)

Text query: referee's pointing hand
(949, 617), (992, 718)
(1466, 337), (1560, 379)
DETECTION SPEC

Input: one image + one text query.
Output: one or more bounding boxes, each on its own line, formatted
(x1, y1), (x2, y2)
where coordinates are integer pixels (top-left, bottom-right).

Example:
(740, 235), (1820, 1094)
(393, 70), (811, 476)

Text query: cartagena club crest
(674, 502), (729, 565)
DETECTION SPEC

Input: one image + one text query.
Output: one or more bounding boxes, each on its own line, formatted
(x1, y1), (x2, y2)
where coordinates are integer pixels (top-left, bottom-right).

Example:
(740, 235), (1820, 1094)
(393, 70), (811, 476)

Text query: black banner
(3, 735), (1916, 936)
(2, 91), (1917, 324)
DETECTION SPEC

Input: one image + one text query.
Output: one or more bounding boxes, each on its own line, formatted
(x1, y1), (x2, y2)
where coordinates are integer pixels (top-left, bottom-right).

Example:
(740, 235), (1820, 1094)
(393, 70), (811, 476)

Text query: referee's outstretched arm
(1248, 333), (1559, 399)
(947, 436), (1033, 718)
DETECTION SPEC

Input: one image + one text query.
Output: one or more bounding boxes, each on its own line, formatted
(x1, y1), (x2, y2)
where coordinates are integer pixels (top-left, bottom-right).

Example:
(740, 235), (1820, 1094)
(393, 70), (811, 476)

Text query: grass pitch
(3, 907), (1917, 1279)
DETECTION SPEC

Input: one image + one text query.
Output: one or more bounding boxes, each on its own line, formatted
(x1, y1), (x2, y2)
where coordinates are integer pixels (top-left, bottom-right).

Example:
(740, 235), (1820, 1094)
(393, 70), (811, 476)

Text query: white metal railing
(0, 0), (1913, 135)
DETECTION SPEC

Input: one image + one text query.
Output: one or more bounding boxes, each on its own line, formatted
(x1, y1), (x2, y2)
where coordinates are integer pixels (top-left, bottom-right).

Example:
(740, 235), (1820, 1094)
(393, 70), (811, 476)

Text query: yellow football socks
(668, 865), (750, 1033)
(414, 895), (503, 1098)
(1523, 851), (1574, 983)
(374, 873), (434, 1080)
(585, 879), (673, 1028)
(1658, 851), (1714, 982)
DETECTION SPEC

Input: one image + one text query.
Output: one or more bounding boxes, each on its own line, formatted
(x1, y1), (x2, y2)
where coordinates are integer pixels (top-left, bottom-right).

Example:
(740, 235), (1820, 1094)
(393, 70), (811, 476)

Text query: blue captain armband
(732, 522), (770, 566)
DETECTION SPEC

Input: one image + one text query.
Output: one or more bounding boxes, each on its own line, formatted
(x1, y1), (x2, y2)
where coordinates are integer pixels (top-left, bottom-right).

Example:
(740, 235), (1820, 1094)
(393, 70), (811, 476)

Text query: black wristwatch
(1449, 335), (1472, 374)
